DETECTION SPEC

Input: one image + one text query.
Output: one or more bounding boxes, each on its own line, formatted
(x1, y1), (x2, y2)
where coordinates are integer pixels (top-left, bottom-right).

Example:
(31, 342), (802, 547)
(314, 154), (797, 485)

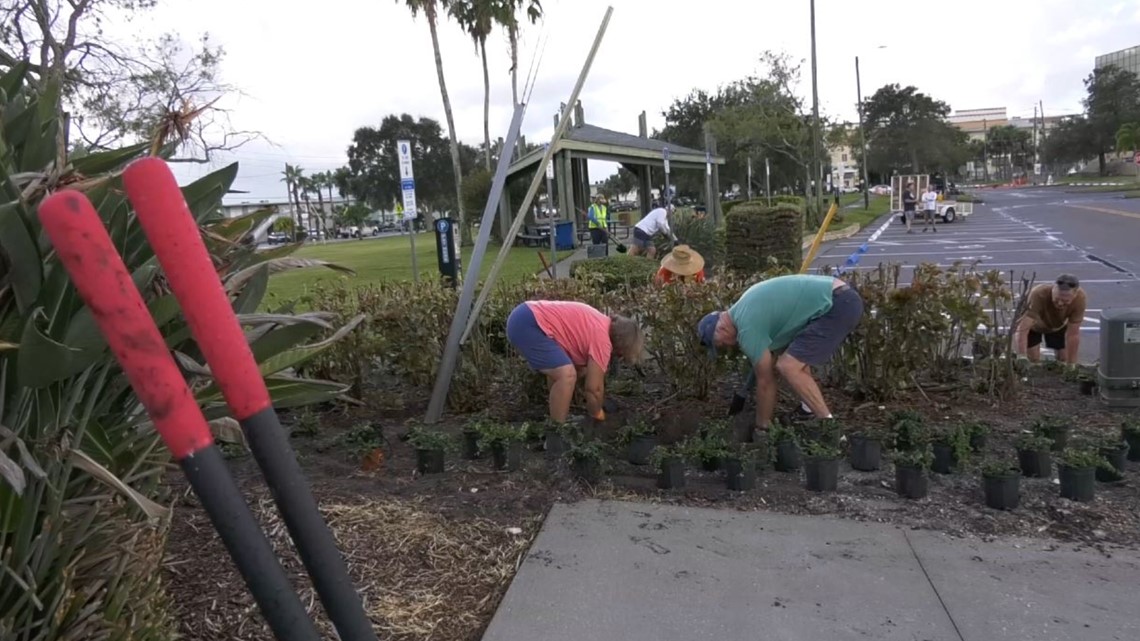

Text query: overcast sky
(115, 0), (1140, 203)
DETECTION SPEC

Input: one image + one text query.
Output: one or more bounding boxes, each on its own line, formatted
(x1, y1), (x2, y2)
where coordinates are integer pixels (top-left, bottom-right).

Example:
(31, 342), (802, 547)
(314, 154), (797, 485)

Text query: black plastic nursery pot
(804, 457), (840, 492)
(1017, 448), (1052, 478)
(982, 472), (1021, 510)
(774, 440), (802, 473)
(571, 457), (602, 484)
(723, 458), (756, 492)
(627, 435), (658, 466)
(461, 430), (481, 460)
(701, 456), (722, 473)
(1096, 444), (1128, 483)
(544, 429), (567, 460)
(657, 457), (686, 489)
(895, 466), (929, 499)
(415, 448), (445, 475)
(1079, 378), (1097, 396)
(849, 435), (882, 471)
(491, 442), (524, 471)
(1058, 465), (1095, 502)
(932, 443), (957, 475)
(1125, 430), (1140, 462)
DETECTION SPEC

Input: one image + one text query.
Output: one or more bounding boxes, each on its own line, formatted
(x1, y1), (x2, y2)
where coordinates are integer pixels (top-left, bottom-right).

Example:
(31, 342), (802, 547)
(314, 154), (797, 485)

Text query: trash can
(554, 221), (575, 250)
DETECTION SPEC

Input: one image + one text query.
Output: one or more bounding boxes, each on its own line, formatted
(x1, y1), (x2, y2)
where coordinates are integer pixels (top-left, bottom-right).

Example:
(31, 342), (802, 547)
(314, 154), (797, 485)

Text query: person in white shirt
(920, 184), (939, 233)
(629, 203), (677, 258)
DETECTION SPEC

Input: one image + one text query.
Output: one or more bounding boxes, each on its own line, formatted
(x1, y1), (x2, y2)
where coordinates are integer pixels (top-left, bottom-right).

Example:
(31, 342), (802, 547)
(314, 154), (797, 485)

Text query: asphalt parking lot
(809, 188), (1140, 364)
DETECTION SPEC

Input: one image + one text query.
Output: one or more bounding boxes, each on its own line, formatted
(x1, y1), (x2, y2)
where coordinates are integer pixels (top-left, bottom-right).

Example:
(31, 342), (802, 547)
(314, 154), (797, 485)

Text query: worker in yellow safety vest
(587, 194), (609, 245)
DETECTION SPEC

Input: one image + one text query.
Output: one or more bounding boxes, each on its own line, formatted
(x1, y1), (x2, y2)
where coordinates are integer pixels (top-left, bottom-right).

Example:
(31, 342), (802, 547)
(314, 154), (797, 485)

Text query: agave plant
(0, 63), (360, 639)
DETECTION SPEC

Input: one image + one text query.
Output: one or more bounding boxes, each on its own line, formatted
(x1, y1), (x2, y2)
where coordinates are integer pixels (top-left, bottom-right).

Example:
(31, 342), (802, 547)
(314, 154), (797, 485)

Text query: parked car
(870, 184), (892, 195)
(266, 232), (289, 245)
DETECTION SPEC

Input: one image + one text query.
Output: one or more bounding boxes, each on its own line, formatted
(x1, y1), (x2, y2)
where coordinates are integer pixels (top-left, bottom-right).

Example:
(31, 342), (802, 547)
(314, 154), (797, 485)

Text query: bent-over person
(1015, 274), (1086, 364)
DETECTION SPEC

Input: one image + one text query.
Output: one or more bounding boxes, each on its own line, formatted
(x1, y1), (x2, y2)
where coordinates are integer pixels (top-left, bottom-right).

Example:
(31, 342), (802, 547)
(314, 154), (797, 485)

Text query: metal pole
(983, 117), (990, 182)
(856, 56), (871, 210)
(809, 0), (823, 220)
(425, 103), (528, 423)
(747, 157), (753, 200)
(546, 146), (557, 277)
(409, 224), (418, 282)
(460, 6), (613, 346)
(765, 157), (771, 206)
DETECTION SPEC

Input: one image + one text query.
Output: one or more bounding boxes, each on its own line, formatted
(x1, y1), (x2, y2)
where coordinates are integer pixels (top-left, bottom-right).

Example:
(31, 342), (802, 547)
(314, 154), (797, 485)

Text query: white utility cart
(890, 174), (973, 224)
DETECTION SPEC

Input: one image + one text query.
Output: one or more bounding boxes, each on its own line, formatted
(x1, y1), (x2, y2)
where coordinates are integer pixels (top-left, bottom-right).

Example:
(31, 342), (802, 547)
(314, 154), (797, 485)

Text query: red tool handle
(122, 158), (271, 421)
(38, 191), (214, 460)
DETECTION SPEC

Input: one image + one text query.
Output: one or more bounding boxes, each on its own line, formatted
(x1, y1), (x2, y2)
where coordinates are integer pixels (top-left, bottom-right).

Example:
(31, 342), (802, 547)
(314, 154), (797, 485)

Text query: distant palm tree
(281, 164), (306, 240)
(450, 0), (505, 170)
(399, 0), (469, 243)
(503, 0), (543, 110)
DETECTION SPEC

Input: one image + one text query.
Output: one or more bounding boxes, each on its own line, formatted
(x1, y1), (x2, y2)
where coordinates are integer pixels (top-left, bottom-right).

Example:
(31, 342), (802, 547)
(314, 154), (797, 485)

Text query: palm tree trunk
(426, 5), (470, 245)
(509, 28), (520, 109)
(481, 40), (492, 171)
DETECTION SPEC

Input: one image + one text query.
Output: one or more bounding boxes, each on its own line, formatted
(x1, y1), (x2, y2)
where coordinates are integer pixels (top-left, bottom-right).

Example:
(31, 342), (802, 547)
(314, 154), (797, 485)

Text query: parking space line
(1066, 204), (1140, 221)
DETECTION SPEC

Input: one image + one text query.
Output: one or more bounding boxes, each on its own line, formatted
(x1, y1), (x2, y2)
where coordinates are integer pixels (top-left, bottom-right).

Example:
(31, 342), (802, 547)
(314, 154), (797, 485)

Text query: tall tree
(1083, 65), (1140, 175)
(502, 0), (542, 109)
(399, 0), (470, 244)
(0, 0), (259, 161)
(343, 113), (478, 215)
(281, 164), (306, 240)
(861, 84), (967, 176)
(449, 0), (503, 170)
(1041, 116), (1097, 171)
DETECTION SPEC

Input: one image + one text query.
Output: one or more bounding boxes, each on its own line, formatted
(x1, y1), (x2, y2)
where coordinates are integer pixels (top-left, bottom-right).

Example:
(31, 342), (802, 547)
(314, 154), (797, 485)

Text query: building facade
(826, 124), (859, 191)
(1096, 45), (1140, 77)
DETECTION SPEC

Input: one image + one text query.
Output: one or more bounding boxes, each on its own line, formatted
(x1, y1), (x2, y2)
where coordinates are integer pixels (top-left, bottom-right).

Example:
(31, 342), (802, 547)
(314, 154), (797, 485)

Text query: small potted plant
(521, 421), (545, 450)
(1031, 415), (1070, 452)
(893, 446), (933, 500)
(1057, 447), (1099, 502)
(980, 459), (1021, 510)
(566, 440), (606, 485)
(688, 433), (730, 473)
(619, 420), (658, 466)
(478, 422), (526, 472)
(803, 441), (842, 492)
(652, 445), (686, 490)
(1078, 372), (1097, 396)
(769, 422), (802, 473)
(1015, 432), (1053, 478)
(1122, 418), (1140, 463)
(544, 420), (574, 460)
(406, 425), (451, 475)
(889, 411), (930, 452)
(460, 419), (485, 460)
(931, 425), (970, 475)
(1096, 437), (1128, 483)
(962, 420), (991, 453)
(723, 445), (761, 492)
(849, 428), (883, 471)
(800, 417), (842, 448)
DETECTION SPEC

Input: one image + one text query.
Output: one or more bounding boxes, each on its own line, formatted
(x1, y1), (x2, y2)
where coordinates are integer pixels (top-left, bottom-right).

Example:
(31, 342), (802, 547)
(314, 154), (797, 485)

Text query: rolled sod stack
(724, 201), (804, 273)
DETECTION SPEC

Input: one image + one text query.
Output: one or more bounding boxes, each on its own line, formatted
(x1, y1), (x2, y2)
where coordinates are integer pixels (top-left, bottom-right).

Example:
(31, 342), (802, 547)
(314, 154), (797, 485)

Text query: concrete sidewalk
(482, 500), (1137, 641)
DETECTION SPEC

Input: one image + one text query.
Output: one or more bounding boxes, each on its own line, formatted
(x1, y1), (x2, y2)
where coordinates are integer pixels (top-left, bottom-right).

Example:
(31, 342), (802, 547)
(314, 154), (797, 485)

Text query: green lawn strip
(264, 233), (574, 304)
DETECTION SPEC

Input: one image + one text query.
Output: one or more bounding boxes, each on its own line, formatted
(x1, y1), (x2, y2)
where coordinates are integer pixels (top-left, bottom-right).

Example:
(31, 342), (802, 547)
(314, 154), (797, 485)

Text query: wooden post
(707, 127), (722, 225)
(638, 111), (653, 214)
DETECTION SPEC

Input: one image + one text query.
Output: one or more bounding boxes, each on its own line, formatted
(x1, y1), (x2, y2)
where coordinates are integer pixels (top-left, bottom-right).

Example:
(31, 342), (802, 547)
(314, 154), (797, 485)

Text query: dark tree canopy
(861, 84), (968, 175)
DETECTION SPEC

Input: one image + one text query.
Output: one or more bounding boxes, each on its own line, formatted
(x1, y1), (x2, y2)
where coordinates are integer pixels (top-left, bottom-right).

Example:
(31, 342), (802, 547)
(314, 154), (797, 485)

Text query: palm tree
(450, 0), (502, 170)
(282, 164), (306, 240)
(503, 0), (543, 110)
(399, 0), (470, 244)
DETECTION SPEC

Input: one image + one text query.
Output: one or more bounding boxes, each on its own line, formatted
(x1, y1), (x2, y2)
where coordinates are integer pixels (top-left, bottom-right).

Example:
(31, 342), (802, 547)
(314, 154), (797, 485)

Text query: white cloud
(99, 0), (1140, 201)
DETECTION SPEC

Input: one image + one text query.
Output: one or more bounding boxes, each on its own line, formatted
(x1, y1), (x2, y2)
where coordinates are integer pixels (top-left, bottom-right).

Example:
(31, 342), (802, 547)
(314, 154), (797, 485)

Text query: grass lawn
(264, 232), (574, 303)
(827, 194), (890, 232)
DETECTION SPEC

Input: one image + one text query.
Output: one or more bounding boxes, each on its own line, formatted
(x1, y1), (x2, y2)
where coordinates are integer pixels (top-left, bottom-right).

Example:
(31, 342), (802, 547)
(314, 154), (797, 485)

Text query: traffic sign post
(397, 140), (418, 282)
(545, 145), (557, 277)
(662, 147), (671, 208)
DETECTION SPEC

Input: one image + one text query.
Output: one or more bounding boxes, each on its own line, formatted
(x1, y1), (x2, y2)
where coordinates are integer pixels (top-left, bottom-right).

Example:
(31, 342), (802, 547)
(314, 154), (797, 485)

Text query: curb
(801, 223), (862, 250)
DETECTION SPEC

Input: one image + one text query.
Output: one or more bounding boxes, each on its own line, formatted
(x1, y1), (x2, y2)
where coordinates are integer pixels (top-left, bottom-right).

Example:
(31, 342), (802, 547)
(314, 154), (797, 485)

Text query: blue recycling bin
(554, 220), (575, 250)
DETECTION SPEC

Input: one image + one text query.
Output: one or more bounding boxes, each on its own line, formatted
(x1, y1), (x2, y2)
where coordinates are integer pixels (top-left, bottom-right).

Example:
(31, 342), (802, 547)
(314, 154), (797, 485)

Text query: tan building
(826, 124), (859, 191)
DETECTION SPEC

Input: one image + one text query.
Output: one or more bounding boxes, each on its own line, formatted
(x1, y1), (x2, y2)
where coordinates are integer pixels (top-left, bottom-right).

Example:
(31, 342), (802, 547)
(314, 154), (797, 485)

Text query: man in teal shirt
(697, 274), (863, 434)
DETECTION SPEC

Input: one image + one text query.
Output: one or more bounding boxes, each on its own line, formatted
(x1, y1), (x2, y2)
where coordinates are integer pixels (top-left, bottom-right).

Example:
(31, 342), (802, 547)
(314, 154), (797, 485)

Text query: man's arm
(1014, 316), (1035, 355)
(1063, 300), (1086, 364)
(587, 205), (598, 225)
(583, 360), (606, 419)
(753, 350), (777, 429)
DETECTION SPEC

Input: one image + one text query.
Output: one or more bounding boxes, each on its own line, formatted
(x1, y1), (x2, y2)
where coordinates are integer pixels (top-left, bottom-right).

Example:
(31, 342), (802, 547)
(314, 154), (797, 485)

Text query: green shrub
(571, 255), (658, 292)
(893, 445), (934, 469)
(724, 202), (804, 272)
(653, 209), (724, 271)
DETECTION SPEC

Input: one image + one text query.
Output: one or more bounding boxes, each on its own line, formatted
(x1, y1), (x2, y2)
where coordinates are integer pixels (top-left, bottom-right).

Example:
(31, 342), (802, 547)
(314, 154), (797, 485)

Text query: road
(809, 187), (1140, 364)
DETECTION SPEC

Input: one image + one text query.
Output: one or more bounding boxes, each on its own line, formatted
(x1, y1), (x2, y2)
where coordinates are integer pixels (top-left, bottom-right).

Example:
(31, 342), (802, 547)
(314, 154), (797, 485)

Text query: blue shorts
(506, 303), (573, 371)
(785, 285), (864, 366)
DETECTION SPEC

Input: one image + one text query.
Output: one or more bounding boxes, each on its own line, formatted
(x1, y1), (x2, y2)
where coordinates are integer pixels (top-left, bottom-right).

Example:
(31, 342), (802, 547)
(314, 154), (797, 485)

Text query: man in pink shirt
(506, 300), (644, 423)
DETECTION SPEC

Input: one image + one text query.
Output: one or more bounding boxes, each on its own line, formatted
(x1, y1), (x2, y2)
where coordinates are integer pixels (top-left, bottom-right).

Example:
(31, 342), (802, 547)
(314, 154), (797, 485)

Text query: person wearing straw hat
(696, 275), (863, 436)
(655, 244), (706, 285)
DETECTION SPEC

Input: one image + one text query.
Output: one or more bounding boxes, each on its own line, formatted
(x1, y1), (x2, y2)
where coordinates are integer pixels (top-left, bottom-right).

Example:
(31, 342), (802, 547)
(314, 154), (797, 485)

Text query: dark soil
(165, 366), (1140, 641)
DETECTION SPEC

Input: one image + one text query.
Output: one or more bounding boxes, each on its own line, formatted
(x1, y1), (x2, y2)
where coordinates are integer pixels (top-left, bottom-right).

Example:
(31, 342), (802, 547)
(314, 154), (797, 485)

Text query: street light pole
(809, 0), (823, 221)
(855, 55), (870, 210)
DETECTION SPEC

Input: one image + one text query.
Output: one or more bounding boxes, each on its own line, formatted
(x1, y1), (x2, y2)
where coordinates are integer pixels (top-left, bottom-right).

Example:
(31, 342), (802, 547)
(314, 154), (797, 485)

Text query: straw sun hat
(660, 245), (705, 276)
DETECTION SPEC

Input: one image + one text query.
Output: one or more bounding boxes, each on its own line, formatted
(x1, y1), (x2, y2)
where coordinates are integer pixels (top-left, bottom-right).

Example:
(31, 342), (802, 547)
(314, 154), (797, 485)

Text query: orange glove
(592, 409), (606, 422)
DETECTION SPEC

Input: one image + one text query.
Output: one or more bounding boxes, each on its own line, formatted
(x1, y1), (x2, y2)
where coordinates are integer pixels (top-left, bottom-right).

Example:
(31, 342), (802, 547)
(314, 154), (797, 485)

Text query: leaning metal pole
(458, 6), (614, 346)
(423, 103), (527, 424)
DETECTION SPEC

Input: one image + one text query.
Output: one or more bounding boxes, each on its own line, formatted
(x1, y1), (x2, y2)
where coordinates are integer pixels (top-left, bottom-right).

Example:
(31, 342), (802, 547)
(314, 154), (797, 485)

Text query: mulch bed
(164, 366), (1140, 640)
